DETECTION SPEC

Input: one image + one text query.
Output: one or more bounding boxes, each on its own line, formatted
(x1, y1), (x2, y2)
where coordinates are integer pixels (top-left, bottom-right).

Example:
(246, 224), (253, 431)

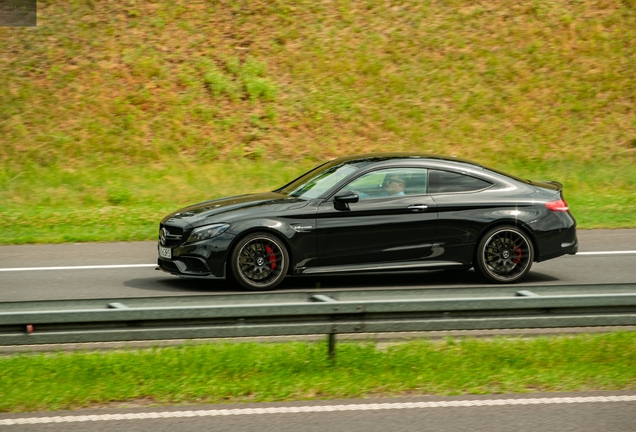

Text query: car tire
(230, 232), (289, 291)
(474, 225), (534, 283)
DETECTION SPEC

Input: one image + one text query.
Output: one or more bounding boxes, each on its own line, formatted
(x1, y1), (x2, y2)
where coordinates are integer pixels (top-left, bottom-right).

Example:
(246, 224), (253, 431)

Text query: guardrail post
(328, 333), (336, 362)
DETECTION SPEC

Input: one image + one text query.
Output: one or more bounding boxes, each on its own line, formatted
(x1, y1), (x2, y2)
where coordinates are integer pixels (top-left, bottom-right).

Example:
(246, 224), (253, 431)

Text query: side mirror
(334, 190), (359, 204)
(333, 190), (359, 211)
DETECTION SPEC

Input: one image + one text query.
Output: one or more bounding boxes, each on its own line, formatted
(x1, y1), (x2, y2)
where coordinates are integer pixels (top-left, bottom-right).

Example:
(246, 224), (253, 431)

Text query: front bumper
(157, 255), (226, 279)
(156, 224), (233, 279)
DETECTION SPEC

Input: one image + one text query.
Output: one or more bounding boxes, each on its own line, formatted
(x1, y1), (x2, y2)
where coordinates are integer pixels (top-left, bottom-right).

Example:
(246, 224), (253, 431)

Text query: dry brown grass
(1, 0), (635, 168)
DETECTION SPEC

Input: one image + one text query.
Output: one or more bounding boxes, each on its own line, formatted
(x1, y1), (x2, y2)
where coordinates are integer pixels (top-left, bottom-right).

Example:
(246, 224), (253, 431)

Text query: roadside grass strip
(1, 162), (635, 246)
(1, 333), (635, 413)
(2, 396), (636, 425)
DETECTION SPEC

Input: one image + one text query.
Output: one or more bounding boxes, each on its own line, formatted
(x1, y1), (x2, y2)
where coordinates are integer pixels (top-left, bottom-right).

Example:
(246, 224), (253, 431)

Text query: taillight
(545, 199), (569, 212)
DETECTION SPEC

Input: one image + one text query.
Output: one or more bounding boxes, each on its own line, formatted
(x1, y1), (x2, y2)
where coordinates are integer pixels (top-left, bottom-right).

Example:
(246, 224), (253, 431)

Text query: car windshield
(277, 163), (360, 199)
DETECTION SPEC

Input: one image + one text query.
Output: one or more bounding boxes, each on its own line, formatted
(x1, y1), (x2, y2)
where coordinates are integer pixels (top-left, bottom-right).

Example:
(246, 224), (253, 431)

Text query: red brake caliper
(512, 247), (522, 264)
(265, 245), (277, 270)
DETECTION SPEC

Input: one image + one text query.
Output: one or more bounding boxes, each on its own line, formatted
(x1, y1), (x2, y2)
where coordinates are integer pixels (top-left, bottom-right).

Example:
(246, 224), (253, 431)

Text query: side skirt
(296, 260), (464, 275)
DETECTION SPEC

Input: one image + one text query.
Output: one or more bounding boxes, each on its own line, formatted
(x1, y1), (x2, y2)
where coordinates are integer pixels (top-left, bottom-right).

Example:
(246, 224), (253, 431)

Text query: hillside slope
(1, 0), (635, 168)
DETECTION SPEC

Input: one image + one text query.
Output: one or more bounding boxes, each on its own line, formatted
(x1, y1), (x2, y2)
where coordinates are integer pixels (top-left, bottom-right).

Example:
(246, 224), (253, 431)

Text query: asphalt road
(2, 392), (635, 431)
(0, 230), (635, 302)
(1, 232), (635, 429)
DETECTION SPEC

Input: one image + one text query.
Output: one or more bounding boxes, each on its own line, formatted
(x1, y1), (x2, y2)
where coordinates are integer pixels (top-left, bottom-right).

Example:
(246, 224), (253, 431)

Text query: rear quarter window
(428, 170), (492, 193)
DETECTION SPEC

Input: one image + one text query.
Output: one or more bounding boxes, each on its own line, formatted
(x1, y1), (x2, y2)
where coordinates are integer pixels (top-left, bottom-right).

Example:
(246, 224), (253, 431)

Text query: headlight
(186, 223), (230, 243)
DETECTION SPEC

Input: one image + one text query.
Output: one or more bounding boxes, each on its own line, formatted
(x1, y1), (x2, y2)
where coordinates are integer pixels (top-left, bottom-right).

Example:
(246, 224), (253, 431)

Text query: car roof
(325, 153), (533, 185)
(329, 153), (485, 170)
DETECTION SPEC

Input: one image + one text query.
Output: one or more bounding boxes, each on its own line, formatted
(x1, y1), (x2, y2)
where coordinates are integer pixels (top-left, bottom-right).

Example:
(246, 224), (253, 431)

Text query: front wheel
(230, 232), (289, 291)
(474, 226), (534, 283)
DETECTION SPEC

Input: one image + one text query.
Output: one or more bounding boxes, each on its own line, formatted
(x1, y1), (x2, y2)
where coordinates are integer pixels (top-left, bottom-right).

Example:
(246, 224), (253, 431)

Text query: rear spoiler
(528, 180), (563, 192)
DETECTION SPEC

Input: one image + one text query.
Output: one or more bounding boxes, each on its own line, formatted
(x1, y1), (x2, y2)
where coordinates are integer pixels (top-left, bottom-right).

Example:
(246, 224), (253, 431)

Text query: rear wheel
(474, 226), (534, 283)
(230, 232), (289, 291)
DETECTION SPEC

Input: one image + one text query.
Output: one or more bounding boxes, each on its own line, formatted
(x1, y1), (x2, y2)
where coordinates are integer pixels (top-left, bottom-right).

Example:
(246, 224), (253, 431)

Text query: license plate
(158, 246), (172, 259)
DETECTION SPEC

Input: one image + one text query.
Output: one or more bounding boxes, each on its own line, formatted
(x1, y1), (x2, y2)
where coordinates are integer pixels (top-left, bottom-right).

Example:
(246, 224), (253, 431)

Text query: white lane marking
(1, 396), (635, 425)
(0, 264), (157, 272)
(576, 251), (636, 255)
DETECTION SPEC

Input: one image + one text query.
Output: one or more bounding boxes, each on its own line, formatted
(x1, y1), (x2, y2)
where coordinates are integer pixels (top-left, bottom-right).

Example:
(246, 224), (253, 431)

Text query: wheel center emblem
(502, 250), (510, 259)
(256, 257), (265, 266)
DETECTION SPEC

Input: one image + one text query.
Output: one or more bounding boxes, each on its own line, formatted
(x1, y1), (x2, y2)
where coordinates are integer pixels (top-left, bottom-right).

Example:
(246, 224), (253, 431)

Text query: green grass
(1, 333), (635, 413)
(0, 159), (634, 244)
(1, 0), (636, 243)
(0, 159), (313, 244)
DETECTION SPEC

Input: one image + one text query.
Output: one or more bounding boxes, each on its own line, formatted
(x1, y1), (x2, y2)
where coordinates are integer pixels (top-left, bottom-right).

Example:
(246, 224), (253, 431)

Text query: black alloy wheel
(475, 226), (534, 283)
(230, 232), (289, 291)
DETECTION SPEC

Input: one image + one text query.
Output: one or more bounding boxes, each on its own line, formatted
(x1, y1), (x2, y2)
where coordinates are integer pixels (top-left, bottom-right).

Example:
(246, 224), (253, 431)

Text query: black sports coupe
(158, 154), (578, 290)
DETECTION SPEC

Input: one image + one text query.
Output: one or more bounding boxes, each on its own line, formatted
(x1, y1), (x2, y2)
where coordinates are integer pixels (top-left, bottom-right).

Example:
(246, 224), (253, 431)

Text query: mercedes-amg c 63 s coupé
(158, 154), (578, 290)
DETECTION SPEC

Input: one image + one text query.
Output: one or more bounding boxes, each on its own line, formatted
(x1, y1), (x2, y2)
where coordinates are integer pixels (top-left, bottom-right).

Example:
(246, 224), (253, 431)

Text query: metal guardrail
(1, 284), (636, 357)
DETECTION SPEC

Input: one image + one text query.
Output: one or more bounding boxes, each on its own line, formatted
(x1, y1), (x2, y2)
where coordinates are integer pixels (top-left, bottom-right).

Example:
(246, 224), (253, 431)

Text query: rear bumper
(564, 239), (579, 255)
(535, 224), (578, 262)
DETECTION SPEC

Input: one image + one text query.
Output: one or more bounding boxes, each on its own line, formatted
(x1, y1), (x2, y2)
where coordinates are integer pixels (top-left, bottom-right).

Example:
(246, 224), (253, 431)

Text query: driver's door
(314, 168), (438, 269)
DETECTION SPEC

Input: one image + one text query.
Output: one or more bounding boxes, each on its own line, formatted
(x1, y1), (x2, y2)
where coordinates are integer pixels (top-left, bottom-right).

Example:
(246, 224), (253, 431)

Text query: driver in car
(381, 174), (406, 196)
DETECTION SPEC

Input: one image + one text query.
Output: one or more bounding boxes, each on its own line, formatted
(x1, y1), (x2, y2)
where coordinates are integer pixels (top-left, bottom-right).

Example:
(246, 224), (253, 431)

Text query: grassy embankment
(1, 333), (635, 413)
(1, 0), (636, 244)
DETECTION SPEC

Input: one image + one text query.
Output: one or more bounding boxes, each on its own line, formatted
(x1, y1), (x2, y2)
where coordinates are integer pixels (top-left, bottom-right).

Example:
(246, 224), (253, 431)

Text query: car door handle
(407, 204), (428, 212)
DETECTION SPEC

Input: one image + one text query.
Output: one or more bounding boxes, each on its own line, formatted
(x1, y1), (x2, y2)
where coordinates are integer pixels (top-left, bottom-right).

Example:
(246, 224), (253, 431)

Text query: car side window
(428, 170), (492, 193)
(342, 168), (429, 200)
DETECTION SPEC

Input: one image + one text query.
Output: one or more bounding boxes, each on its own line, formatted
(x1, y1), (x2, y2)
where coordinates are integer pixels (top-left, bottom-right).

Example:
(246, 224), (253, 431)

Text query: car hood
(162, 192), (310, 227)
